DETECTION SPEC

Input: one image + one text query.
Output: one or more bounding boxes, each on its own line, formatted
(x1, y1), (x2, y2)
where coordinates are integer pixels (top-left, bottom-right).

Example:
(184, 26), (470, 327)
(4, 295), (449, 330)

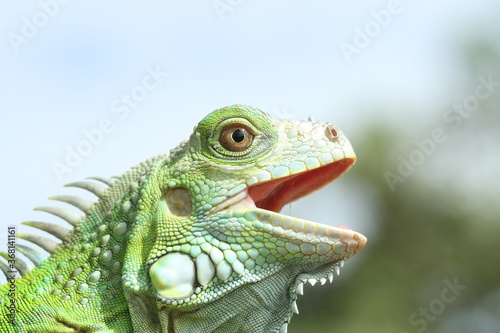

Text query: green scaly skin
(0, 105), (366, 332)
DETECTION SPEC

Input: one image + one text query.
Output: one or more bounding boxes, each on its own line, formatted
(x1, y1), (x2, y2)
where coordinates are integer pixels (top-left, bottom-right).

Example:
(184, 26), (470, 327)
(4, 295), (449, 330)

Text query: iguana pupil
(232, 129), (245, 142)
(219, 124), (253, 152)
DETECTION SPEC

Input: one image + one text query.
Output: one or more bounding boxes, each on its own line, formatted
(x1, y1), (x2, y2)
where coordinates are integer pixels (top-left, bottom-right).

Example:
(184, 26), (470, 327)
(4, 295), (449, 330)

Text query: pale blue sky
(1, 0), (498, 300)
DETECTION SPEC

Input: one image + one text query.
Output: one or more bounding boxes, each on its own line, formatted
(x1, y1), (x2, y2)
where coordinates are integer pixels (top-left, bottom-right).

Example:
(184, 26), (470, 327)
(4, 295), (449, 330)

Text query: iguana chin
(0, 105), (366, 332)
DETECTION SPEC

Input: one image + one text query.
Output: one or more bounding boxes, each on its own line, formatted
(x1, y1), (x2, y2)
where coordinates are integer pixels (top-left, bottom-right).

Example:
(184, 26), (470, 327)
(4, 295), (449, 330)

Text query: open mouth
(248, 158), (356, 214)
(240, 157), (366, 333)
(214, 155), (366, 255)
(213, 158), (359, 233)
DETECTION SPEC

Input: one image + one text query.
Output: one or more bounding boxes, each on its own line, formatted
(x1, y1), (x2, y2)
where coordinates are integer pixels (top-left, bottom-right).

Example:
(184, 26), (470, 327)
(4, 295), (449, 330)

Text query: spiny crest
(0, 176), (118, 281)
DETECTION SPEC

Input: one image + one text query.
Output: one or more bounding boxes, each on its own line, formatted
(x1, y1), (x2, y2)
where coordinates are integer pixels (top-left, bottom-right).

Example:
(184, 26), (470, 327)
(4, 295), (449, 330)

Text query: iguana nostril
(326, 125), (339, 142)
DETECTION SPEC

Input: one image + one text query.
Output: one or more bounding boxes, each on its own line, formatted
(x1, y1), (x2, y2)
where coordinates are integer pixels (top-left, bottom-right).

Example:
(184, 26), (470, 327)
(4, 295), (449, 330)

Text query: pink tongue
(335, 225), (352, 230)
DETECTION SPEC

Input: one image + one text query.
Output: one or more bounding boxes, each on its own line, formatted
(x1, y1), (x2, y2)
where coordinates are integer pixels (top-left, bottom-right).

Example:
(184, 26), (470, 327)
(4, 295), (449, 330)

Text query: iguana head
(127, 105), (366, 332)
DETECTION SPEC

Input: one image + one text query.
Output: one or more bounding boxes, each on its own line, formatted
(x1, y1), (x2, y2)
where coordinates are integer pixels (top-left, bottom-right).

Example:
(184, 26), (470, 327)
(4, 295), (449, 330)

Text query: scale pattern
(0, 105), (366, 332)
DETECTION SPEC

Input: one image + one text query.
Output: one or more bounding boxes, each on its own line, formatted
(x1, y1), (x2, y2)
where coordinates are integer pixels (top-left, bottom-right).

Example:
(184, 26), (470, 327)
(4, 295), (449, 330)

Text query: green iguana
(0, 105), (366, 332)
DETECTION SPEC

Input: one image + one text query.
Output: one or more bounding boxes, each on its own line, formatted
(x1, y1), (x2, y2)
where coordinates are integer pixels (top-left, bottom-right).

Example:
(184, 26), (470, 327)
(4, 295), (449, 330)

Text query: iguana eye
(197, 107), (276, 162)
(219, 125), (254, 152)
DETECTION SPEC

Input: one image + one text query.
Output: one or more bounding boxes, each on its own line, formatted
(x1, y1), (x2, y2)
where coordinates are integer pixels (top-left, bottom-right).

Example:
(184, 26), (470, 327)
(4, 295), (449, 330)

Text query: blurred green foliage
(290, 34), (500, 333)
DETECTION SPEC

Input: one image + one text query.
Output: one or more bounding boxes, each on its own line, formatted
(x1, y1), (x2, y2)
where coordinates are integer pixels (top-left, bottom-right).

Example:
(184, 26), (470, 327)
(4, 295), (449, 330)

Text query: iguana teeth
(34, 206), (82, 226)
(296, 282), (304, 295)
(340, 260), (345, 268)
(292, 300), (299, 314)
(279, 322), (288, 333)
(334, 265), (340, 276)
(308, 279), (317, 286)
(320, 277), (327, 285)
(65, 180), (106, 198)
(328, 272), (334, 283)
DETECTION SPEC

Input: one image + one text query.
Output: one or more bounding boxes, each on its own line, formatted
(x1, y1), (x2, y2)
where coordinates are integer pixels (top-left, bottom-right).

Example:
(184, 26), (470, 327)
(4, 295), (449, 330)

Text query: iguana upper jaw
(248, 157), (356, 213)
(218, 157), (358, 229)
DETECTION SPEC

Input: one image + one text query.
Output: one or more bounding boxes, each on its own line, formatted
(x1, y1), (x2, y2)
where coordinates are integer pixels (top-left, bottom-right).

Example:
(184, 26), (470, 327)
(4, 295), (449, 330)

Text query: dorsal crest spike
(34, 206), (82, 226)
(0, 251), (32, 276)
(64, 180), (106, 198)
(14, 243), (48, 267)
(22, 221), (71, 240)
(0, 260), (10, 277)
(85, 176), (116, 186)
(15, 233), (58, 253)
(49, 195), (94, 213)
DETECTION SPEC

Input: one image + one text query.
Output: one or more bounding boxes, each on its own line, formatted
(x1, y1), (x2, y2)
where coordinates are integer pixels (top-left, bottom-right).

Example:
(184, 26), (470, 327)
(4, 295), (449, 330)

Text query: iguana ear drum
(165, 187), (193, 217)
(149, 253), (195, 300)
